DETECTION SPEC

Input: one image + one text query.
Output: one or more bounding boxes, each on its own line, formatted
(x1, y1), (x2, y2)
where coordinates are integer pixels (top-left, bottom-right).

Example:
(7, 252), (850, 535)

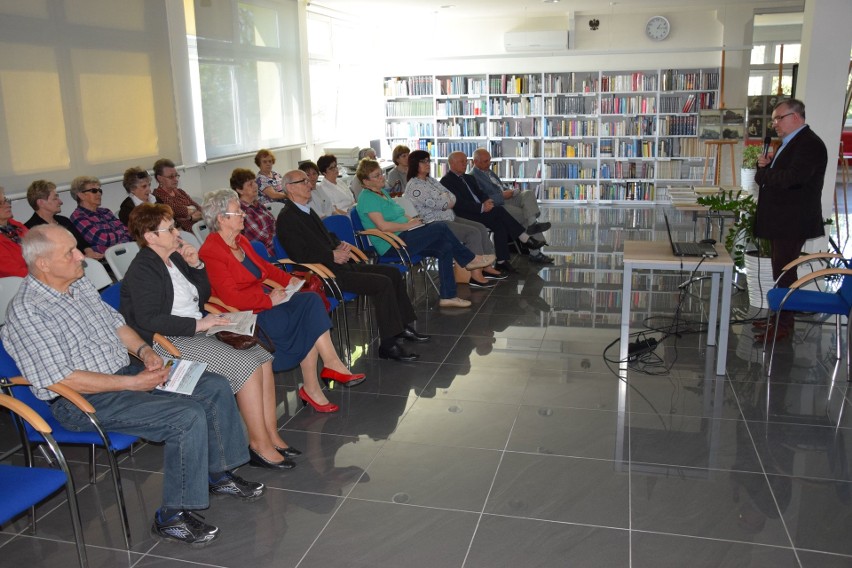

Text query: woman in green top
(355, 159), (490, 308)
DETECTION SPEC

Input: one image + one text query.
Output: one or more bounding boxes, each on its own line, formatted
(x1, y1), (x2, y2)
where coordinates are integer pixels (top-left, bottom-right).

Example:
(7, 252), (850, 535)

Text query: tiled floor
(3, 204), (852, 567)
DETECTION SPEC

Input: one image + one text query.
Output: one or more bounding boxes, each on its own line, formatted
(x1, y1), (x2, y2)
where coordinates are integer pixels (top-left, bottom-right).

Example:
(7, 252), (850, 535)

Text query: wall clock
(645, 16), (670, 41)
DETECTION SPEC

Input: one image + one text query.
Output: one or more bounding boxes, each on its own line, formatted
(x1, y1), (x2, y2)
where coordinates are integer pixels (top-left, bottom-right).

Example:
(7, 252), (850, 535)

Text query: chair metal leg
(89, 444), (96, 484)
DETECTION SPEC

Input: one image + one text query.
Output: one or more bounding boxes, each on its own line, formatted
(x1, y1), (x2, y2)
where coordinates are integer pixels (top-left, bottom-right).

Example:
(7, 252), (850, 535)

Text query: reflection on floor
(2, 204), (852, 567)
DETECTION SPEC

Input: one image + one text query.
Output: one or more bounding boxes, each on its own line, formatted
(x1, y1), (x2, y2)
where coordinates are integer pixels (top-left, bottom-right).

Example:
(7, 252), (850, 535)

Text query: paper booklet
(205, 310), (257, 337)
(282, 278), (305, 302)
(157, 358), (208, 395)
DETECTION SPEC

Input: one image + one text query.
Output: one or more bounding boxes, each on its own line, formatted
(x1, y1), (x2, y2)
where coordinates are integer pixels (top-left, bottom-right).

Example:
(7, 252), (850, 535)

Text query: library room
(0, 0), (851, 567)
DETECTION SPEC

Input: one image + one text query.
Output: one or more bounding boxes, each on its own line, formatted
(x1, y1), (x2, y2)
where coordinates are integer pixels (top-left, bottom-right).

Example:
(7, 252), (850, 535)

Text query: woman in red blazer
(0, 188), (28, 278)
(199, 189), (364, 413)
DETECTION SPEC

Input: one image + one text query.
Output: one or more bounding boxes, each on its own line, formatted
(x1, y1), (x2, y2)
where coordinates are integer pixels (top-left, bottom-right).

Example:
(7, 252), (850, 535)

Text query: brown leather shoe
(754, 325), (792, 343)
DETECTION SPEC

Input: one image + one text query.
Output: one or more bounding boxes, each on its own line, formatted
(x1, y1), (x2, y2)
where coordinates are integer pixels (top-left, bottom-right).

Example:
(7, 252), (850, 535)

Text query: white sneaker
(439, 297), (472, 308)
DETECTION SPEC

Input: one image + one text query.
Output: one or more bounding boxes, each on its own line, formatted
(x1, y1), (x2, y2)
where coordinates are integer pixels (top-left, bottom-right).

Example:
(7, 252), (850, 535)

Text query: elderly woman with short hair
(254, 149), (288, 204)
(199, 189), (365, 413)
(231, 168), (276, 257)
(385, 144), (410, 196)
(24, 179), (102, 259)
(0, 186), (28, 277)
(315, 154), (355, 216)
(120, 203), (299, 469)
(118, 167), (157, 226)
(69, 175), (132, 254)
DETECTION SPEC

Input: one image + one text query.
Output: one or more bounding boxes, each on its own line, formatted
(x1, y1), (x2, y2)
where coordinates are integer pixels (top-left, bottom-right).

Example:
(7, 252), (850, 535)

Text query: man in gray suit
(471, 148), (552, 264)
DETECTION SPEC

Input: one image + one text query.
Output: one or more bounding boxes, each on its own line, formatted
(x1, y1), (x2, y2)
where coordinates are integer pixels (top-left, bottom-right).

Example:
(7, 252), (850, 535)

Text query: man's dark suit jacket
(439, 172), (491, 219)
(754, 125), (827, 241)
(275, 200), (345, 269)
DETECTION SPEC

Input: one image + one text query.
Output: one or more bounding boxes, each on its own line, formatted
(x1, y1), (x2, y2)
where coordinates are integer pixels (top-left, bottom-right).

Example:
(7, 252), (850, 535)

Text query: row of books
(385, 121), (434, 138)
(601, 161), (655, 179)
(542, 95), (595, 115)
(657, 137), (703, 157)
(600, 182), (656, 201)
(385, 100), (433, 117)
(488, 74), (542, 95)
(545, 163), (597, 179)
(658, 115), (698, 136)
(489, 140), (541, 158)
(542, 141), (596, 158)
(436, 118), (486, 138)
(537, 184), (597, 201)
(599, 95), (657, 115)
(490, 97), (544, 117)
(437, 76), (488, 96)
(488, 118), (539, 138)
(543, 73), (598, 94)
(435, 99), (487, 117)
(655, 162), (706, 180)
(600, 116), (656, 137)
(599, 139), (657, 159)
(660, 69), (720, 92)
(599, 72), (658, 93)
(384, 76), (433, 97)
(543, 118), (597, 137)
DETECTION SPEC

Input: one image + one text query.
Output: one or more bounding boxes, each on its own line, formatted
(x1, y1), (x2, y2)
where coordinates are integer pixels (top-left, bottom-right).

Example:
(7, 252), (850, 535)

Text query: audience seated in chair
(231, 168), (276, 257)
(276, 169), (429, 361)
(1, 224), (263, 548)
(24, 179), (103, 260)
(0, 186), (28, 278)
(118, 166), (157, 226)
(152, 158), (202, 232)
(254, 148), (288, 204)
(314, 154), (355, 217)
(348, 148), (377, 199)
(68, 175), (131, 255)
(385, 144), (410, 197)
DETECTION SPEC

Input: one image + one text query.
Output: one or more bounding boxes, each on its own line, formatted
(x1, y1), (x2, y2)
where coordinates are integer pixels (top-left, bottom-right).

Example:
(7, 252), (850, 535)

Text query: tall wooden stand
(702, 139), (737, 185)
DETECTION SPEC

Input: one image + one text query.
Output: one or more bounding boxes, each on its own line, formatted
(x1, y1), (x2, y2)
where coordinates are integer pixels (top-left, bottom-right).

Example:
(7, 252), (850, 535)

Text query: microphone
(762, 135), (772, 158)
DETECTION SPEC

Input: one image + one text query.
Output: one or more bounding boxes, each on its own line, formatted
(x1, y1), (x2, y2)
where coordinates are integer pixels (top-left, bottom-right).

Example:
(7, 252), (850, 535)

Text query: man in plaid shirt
(68, 175), (131, 254)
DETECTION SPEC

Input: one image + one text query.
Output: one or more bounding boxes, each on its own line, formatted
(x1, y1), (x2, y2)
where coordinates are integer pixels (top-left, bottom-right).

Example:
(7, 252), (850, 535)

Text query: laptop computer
(663, 213), (718, 257)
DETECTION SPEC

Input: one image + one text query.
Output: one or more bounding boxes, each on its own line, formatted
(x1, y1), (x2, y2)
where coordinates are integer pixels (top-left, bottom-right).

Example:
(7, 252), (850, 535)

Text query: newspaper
(205, 310), (257, 337)
(157, 358), (208, 395)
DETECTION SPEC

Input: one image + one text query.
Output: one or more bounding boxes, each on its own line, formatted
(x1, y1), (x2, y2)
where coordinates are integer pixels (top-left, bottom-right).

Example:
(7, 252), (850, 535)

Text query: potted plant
(740, 144), (761, 194)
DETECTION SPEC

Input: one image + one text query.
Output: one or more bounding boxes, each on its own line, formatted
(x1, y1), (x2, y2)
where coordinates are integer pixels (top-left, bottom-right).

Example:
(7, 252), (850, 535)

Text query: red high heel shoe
(298, 387), (339, 413)
(320, 368), (366, 388)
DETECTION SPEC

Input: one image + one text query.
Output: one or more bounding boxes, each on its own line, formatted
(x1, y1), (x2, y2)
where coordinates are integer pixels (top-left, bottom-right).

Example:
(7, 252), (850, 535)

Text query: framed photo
(721, 125), (743, 140)
(747, 117), (764, 138)
(747, 96), (764, 115)
(721, 109), (745, 124)
(698, 109), (720, 125)
(699, 124), (721, 140)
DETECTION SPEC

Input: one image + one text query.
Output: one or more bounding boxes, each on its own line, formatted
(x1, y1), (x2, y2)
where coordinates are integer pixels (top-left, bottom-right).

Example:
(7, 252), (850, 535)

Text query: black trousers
(335, 263), (416, 339)
(770, 237), (806, 327)
(457, 206), (524, 262)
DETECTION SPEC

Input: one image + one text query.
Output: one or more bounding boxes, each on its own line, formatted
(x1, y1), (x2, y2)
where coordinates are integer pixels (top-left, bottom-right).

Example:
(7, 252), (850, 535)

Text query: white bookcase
(382, 68), (719, 204)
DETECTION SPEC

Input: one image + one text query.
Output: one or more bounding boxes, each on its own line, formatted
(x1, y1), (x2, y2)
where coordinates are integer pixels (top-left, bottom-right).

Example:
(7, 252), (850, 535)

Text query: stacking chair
(0, 393), (89, 568)
(99, 281), (122, 311)
(104, 242), (140, 280)
(0, 276), (24, 326)
(82, 258), (114, 291)
(178, 230), (202, 249)
(192, 220), (210, 244)
(763, 252), (852, 379)
(266, 201), (285, 219)
(250, 240), (273, 263)
(0, 341), (136, 549)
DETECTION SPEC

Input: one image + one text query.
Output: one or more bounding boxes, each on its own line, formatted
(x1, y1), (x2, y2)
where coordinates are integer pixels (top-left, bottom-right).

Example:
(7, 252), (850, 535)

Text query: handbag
(292, 271), (331, 312)
(215, 326), (275, 353)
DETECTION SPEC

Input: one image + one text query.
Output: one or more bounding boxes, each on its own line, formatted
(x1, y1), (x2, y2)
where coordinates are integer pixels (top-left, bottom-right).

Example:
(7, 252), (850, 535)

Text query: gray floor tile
(521, 371), (623, 411)
(631, 532), (800, 567)
(347, 358), (440, 397)
(507, 405), (622, 460)
(776, 475), (852, 556)
(485, 453), (629, 528)
(282, 391), (416, 440)
(798, 550), (852, 567)
(0, 535), (140, 567)
(464, 515), (629, 567)
(425, 364), (530, 404)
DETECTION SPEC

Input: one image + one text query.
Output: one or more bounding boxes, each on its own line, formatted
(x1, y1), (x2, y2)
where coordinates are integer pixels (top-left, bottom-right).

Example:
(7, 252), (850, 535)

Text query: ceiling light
(542, 0), (561, 3)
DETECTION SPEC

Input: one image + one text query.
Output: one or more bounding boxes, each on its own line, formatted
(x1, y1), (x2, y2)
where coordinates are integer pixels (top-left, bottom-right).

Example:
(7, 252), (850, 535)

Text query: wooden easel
(702, 139), (737, 185)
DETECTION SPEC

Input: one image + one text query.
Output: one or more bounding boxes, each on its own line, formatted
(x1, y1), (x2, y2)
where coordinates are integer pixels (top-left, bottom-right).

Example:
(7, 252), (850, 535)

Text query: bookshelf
(382, 68), (719, 204)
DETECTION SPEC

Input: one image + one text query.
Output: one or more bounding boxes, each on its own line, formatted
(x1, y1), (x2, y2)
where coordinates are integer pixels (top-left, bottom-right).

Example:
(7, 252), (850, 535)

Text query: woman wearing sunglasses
(68, 175), (132, 254)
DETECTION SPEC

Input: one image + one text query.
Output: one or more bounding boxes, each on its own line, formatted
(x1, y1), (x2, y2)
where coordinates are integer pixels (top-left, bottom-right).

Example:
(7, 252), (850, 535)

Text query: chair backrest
(348, 207), (374, 252)
(178, 230), (201, 249)
(839, 271), (852, 307)
(192, 220), (210, 244)
(82, 259), (113, 291)
(99, 281), (122, 310)
(104, 242), (140, 280)
(323, 214), (357, 246)
(0, 276), (24, 326)
(266, 201), (285, 219)
(250, 240), (272, 263)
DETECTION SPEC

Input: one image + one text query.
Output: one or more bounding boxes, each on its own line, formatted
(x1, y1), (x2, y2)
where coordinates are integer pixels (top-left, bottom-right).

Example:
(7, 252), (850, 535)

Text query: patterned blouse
(256, 170), (285, 205)
(69, 207), (131, 254)
(403, 176), (456, 223)
(153, 187), (201, 232)
(240, 199), (276, 256)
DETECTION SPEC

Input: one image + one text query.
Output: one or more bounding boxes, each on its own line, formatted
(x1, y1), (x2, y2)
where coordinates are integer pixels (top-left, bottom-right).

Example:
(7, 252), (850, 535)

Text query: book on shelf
(681, 94), (695, 113)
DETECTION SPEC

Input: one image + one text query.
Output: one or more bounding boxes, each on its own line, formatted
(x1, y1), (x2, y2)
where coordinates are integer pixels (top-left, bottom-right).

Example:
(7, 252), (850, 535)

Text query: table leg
(707, 272), (719, 345)
(620, 262), (632, 378)
(716, 265), (733, 375)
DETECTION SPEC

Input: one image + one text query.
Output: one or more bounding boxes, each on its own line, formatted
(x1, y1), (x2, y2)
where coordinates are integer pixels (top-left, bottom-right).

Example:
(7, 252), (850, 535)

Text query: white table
(620, 241), (734, 375)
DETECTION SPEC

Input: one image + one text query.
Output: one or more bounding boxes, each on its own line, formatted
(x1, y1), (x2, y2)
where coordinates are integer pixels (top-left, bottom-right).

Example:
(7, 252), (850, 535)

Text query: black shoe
(275, 445), (302, 458)
(496, 262), (517, 274)
(378, 343), (420, 361)
(209, 471), (265, 501)
(483, 271), (509, 280)
(524, 237), (546, 250)
(469, 278), (496, 289)
(248, 447), (296, 470)
(397, 326), (431, 343)
(526, 222), (551, 234)
(529, 252), (554, 264)
(152, 510), (219, 548)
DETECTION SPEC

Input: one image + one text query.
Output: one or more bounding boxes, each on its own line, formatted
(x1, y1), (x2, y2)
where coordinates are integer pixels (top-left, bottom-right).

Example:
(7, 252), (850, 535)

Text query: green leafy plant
(741, 145), (761, 169)
(696, 188), (768, 269)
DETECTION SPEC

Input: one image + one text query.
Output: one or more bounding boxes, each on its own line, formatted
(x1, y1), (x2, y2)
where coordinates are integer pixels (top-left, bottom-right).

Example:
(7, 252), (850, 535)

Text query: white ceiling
(308, 0), (803, 20)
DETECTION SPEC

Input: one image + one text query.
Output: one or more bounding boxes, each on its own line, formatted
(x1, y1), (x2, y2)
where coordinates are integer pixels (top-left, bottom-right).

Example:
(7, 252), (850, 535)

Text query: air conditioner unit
(504, 30), (569, 53)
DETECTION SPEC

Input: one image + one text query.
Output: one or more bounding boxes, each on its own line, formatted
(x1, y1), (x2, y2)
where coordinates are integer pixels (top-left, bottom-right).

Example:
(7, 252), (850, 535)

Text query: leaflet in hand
(206, 310), (257, 337)
(157, 358), (207, 395)
(281, 278), (305, 303)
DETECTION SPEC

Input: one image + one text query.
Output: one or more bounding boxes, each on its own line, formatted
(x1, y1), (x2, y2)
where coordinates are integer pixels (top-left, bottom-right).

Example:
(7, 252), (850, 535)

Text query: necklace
(227, 241), (241, 251)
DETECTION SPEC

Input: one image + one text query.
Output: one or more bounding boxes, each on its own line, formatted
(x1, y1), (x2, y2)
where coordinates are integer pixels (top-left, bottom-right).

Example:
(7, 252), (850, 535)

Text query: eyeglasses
(150, 224), (178, 233)
(223, 211), (246, 218)
(162, 174), (180, 180)
(80, 188), (103, 194)
(368, 172), (385, 179)
(419, 159), (431, 165)
(771, 112), (795, 123)
(326, 165), (338, 171)
(286, 178), (309, 185)
(0, 198), (11, 205)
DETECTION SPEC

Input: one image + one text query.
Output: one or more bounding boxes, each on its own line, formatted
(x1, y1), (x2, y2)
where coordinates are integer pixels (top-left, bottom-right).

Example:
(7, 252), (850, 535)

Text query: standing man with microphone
(753, 98), (828, 342)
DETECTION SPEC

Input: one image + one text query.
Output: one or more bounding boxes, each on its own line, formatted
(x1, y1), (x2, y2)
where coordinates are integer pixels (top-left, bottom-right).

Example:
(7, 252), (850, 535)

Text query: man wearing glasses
(69, 175), (131, 254)
(753, 98), (828, 342)
(153, 158), (203, 231)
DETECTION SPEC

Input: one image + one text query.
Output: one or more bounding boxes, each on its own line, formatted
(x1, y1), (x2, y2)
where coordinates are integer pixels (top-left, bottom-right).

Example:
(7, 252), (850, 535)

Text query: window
(0, 0), (180, 191)
(748, 42), (800, 97)
(189, 0), (304, 160)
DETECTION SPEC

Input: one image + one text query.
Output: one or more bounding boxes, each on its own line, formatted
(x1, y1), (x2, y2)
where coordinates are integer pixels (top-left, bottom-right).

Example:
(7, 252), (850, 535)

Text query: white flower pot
(740, 168), (757, 196)
(744, 252), (774, 309)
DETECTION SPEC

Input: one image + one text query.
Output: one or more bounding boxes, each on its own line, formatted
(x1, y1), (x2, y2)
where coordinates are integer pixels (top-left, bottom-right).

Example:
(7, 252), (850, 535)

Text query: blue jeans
(51, 364), (248, 511)
(393, 222), (475, 299)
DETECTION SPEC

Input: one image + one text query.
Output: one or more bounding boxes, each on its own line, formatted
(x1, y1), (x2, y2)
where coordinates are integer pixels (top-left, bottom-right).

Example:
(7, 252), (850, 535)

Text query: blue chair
(250, 240), (273, 263)
(0, 340), (136, 549)
(99, 281), (122, 310)
(0, 393), (88, 568)
(763, 252), (852, 379)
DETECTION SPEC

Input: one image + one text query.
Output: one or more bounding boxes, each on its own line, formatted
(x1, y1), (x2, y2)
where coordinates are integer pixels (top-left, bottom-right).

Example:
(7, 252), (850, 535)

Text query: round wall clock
(645, 16), (671, 41)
